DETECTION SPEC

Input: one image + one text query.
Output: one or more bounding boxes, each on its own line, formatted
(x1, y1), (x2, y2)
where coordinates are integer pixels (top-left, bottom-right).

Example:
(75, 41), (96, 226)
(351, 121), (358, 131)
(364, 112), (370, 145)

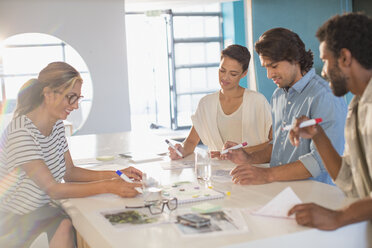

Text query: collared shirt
(270, 68), (347, 184)
(335, 77), (372, 198)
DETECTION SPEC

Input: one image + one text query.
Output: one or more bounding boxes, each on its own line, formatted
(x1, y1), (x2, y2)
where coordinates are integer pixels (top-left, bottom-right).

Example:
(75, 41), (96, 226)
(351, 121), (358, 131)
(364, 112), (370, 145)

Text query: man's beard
(326, 63), (348, 97)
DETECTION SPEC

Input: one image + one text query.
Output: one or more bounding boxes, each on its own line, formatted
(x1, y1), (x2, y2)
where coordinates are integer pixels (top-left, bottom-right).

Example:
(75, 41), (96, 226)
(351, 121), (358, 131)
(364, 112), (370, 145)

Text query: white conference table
(63, 132), (371, 248)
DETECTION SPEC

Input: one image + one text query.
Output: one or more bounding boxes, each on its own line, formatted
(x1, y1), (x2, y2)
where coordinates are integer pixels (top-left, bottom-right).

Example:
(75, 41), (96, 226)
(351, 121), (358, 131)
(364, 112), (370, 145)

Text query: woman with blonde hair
(0, 62), (142, 248)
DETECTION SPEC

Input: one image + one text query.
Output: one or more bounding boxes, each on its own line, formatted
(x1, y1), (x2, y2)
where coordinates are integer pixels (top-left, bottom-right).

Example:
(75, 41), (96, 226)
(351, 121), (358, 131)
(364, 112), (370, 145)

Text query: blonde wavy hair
(14, 62), (82, 118)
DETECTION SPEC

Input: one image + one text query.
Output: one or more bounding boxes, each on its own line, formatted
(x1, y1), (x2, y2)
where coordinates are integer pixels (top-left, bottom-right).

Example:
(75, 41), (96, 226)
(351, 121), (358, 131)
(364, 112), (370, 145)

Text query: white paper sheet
(251, 187), (302, 219)
(212, 169), (232, 183)
(161, 155), (195, 170)
(120, 152), (165, 163)
(73, 158), (101, 167)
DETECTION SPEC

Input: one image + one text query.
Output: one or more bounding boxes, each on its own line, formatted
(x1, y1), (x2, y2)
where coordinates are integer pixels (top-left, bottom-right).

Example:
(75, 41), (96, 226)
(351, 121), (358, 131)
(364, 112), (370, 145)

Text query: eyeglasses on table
(125, 197), (178, 215)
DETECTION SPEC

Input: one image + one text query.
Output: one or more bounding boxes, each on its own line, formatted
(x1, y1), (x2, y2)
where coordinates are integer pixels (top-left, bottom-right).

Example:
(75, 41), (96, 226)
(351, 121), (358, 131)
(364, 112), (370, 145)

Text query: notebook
(162, 182), (224, 205)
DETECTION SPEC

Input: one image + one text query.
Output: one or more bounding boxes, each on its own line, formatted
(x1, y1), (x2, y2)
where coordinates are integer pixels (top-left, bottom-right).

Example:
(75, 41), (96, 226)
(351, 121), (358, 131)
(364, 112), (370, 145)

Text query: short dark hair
(255, 28), (313, 74)
(221, 44), (251, 72)
(316, 12), (372, 70)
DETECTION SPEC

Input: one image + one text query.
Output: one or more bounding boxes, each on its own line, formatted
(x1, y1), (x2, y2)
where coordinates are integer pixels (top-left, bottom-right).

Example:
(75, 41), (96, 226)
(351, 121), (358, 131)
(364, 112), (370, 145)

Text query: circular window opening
(0, 33), (93, 135)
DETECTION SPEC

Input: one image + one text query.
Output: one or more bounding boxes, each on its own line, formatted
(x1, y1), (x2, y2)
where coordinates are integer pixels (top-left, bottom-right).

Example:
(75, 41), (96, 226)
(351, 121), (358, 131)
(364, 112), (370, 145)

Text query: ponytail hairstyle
(14, 62), (82, 118)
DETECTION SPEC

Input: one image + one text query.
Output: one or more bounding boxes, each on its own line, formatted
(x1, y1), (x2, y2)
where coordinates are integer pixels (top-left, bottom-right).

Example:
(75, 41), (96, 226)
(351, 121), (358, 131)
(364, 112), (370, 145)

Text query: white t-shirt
(217, 101), (243, 144)
(191, 89), (272, 151)
(0, 115), (68, 214)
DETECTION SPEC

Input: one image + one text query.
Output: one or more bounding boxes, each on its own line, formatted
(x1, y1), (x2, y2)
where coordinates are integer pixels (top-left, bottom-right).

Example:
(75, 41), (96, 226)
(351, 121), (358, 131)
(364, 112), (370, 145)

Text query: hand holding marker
(116, 170), (143, 193)
(165, 139), (183, 158)
(282, 118), (323, 131)
(221, 142), (248, 155)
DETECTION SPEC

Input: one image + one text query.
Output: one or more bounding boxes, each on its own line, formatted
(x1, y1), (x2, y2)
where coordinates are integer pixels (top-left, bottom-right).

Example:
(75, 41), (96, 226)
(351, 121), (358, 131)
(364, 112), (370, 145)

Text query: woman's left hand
(121, 166), (143, 181)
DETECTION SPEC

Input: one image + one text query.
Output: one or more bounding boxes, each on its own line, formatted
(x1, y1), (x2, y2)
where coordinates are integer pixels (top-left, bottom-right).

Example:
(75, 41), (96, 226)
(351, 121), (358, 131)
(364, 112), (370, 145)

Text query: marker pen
(221, 142), (248, 155)
(116, 170), (142, 193)
(116, 170), (133, 183)
(282, 118), (323, 131)
(165, 139), (183, 158)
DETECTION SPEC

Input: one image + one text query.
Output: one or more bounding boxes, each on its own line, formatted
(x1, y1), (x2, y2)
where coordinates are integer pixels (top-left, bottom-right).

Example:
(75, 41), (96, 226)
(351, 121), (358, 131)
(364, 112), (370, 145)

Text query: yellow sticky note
(96, 155), (115, 161)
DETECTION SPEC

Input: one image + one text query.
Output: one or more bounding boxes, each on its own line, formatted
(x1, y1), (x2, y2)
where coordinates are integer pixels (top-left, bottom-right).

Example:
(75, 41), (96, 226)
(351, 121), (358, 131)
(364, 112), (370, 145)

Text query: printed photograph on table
(175, 209), (249, 236)
(101, 208), (168, 229)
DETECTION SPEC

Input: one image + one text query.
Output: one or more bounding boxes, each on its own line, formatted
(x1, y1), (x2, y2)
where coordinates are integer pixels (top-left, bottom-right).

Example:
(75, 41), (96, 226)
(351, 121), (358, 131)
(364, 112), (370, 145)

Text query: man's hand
(289, 116), (320, 147)
(220, 141), (251, 164)
(288, 203), (342, 230)
(230, 164), (272, 185)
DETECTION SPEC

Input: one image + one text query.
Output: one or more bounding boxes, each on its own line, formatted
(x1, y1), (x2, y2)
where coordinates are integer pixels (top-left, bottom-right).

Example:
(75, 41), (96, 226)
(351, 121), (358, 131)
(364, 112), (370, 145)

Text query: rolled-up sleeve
(299, 144), (322, 177)
(334, 154), (359, 197)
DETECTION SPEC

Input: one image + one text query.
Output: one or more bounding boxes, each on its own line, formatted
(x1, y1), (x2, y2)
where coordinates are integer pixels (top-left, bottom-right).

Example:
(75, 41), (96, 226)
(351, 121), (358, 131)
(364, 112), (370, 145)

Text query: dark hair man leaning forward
(288, 13), (372, 230)
(221, 28), (347, 185)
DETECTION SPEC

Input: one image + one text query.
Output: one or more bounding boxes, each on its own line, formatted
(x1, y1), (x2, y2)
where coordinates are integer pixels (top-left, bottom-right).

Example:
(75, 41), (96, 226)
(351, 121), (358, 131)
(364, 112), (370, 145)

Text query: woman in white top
(0, 62), (142, 248)
(169, 45), (272, 160)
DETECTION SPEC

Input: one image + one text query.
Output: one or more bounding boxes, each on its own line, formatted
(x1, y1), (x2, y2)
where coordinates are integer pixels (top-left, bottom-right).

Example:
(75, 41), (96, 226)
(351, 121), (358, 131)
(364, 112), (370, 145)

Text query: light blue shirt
(270, 68), (347, 184)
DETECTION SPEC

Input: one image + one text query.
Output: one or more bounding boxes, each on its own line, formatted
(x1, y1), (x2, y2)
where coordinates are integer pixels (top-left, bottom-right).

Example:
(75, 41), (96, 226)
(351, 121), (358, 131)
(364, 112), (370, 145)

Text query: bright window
(126, 3), (222, 130)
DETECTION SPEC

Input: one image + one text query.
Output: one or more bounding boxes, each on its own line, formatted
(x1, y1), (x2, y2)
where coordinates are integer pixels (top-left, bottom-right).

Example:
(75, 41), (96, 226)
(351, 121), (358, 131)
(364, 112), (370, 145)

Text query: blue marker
(116, 170), (133, 183)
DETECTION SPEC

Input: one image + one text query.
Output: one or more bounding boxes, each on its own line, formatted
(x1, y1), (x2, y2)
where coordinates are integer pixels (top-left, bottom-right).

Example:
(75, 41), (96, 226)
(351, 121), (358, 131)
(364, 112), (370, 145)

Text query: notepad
(162, 182), (224, 205)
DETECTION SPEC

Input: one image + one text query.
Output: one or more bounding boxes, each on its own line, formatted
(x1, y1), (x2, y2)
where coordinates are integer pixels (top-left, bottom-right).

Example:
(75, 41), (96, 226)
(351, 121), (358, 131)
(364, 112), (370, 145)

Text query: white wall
(0, 0), (131, 135)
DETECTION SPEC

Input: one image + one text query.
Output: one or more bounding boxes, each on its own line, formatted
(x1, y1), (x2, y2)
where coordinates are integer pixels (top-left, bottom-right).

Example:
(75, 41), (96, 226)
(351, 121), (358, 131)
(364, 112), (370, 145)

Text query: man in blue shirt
(222, 28), (347, 185)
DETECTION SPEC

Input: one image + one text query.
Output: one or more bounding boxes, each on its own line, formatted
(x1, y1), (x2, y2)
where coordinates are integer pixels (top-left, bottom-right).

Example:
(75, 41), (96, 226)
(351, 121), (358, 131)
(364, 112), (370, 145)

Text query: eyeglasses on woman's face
(65, 93), (84, 105)
(54, 91), (84, 105)
(125, 197), (178, 215)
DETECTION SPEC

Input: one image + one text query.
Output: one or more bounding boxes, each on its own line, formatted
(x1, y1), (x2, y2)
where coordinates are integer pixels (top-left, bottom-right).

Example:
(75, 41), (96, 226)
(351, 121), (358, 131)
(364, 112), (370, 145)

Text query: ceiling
(125, 0), (237, 12)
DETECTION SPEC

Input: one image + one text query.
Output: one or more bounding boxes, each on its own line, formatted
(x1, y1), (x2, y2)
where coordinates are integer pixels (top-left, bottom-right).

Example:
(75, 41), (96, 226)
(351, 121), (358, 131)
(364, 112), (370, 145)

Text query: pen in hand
(282, 118), (323, 131)
(221, 142), (248, 155)
(165, 139), (183, 158)
(116, 170), (143, 193)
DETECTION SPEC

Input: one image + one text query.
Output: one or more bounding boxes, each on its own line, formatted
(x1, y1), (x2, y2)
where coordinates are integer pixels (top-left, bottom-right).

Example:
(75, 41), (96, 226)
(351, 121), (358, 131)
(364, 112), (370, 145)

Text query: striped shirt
(0, 115), (68, 215)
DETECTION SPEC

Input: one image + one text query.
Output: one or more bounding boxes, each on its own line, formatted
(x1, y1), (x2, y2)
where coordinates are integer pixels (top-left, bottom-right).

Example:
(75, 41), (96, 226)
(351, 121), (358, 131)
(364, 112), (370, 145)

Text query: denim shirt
(270, 68), (347, 184)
